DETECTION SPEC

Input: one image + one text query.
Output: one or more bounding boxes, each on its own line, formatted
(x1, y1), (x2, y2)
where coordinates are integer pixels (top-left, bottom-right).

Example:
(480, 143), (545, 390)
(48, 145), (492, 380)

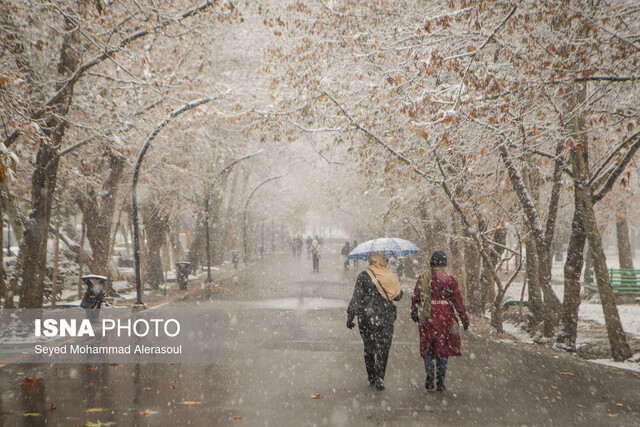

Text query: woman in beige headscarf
(346, 252), (403, 390)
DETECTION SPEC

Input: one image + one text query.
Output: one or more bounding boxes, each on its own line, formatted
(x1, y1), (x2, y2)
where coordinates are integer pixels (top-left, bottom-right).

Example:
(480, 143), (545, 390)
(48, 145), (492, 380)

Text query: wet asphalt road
(1, 249), (640, 426)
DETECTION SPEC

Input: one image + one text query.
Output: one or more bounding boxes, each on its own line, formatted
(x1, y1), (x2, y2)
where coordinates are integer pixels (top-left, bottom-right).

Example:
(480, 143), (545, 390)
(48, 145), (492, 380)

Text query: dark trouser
(85, 308), (100, 323)
(312, 255), (319, 271)
(359, 317), (394, 382)
(424, 340), (448, 386)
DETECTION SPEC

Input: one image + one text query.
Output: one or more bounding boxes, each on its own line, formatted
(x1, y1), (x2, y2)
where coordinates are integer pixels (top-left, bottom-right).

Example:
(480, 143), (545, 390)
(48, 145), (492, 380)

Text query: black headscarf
(430, 250), (447, 268)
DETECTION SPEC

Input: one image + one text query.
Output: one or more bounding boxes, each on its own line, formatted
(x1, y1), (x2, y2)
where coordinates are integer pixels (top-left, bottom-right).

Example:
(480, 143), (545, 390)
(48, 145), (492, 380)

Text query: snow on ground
(579, 303), (640, 338)
(497, 250), (640, 373)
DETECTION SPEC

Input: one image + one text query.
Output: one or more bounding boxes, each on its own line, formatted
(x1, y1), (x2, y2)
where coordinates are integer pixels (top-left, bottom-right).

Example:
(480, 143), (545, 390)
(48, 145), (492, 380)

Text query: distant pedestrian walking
(347, 252), (403, 390)
(341, 241), (351, 270)
(295, 235), (303, 258)
(311, 239), (321, 272)
(411, 251), (469, 392)
(351, 240), (359, 268)
(306, 236), (312, 259)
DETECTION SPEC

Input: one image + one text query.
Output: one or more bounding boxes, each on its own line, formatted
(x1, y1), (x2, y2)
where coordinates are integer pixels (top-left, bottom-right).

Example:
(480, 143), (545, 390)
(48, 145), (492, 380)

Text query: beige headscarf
(366, 252), (402, 301)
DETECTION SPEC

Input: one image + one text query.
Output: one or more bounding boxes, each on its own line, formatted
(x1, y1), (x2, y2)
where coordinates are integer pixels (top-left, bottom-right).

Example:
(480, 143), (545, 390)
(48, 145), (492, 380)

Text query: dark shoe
(375, 378), (385, 390)
(436, 382), (446, 392)
(425, 374), (434, 391)
(368, 378), (376, 387)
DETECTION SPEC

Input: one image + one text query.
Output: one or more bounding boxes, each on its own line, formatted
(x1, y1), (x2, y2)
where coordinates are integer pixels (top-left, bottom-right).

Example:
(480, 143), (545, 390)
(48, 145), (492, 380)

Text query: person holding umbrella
(347, 251), (403, 390)
(411, 250), (469, 392)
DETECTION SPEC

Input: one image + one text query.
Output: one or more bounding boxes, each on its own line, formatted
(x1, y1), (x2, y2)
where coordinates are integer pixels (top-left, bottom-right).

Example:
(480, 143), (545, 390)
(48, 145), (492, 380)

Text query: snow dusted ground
(497, 250), (640, 373)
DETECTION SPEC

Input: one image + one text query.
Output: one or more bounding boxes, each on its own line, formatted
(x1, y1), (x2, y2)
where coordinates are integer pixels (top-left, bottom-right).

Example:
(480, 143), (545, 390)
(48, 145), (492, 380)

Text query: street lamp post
(242, 175), (283, 263)
(203, 151), (262, 282)
(132, 97), (214, 310)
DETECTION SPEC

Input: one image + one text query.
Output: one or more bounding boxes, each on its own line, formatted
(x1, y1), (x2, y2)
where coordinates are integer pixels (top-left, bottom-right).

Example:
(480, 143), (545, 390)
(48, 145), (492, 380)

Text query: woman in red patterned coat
(411, 251), (469, 392)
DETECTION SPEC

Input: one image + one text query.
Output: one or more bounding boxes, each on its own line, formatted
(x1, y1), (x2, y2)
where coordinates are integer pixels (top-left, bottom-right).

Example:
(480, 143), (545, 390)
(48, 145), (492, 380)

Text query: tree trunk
(169, 220), (185, 262)
(579, 185), (632, 361)
(583, 196), (633, 360)
(144, 207), (169, 290)
(464, 237), (483, 314)
(583, 245), (593, 285)
(19, 142), (60, 308)
(525, 239), (544, 329)
(557, 184), (587, 350)
(491, 288), (506, 333)
(0, 197), (5, 301)
(76, 153), (125, 295)
(537, 244), (561, 336)
(77, 219), (85, 299)
(616, 210), (634, 270)
(480, 263), (495, 312)
(187, 213), (206, 273)
(109, 207), (123, 262)
(209, 189), (225, 265)
(18, 12), (79, 308)
(449, 212), (467, 301)
(500, 143), (562, 336)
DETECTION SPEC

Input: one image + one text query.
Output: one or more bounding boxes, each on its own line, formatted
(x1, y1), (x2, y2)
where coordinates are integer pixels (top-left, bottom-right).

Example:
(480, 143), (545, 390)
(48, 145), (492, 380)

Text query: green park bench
(501, 300), (528, 310)
(588, 268), (640, 292)
(607, 268), (640, 292)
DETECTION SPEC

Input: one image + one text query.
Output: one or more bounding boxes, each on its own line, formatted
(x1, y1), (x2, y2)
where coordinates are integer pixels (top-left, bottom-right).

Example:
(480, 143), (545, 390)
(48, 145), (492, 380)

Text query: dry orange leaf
(559, 371), (575, 376)
(233, 416), (243, 420)
(311, 393), (321, 399)
(49, 403), (56, 411)
(139, 410), (151, 416)
(22, 376), (38, 385)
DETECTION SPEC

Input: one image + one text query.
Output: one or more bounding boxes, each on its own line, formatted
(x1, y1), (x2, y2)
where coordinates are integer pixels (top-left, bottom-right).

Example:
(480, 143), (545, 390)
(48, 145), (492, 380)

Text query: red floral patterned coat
(411, 270), (469, 358)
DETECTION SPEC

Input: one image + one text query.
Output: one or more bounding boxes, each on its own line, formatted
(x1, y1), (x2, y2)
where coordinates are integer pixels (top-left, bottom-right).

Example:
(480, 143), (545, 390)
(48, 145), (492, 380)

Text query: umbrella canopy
(347, 237), (420, 260)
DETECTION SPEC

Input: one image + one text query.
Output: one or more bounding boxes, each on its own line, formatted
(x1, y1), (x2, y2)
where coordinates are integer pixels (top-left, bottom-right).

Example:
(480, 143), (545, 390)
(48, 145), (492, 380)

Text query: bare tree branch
(575, 75), (639, 82)
(591, 132), (640, 203)
(3, 0), (218, 148)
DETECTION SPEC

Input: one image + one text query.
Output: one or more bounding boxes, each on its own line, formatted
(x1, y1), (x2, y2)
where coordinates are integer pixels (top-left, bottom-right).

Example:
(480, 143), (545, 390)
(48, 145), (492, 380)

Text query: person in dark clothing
(311, 239), (321, 272)
(351, 240), (359, 268)
(305, 236), (312, 258)
(295, 235), (303, 258)
(341, 241), (351, 270)
(80, 276), (106, 323)
(411, 251), (469, 392)
(347, 252), (403, 390)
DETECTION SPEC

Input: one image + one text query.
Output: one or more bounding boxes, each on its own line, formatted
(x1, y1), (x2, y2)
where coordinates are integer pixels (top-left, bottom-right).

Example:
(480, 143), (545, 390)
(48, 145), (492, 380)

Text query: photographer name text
(34, 344), (182, 356)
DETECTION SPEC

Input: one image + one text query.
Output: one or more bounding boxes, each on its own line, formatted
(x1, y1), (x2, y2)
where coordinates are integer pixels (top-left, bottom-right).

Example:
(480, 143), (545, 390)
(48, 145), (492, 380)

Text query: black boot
(364, 354), (376, 386)
(425, 373), (434, 391)
(436, 378), (446, 392)
(375, 377), (385, 390)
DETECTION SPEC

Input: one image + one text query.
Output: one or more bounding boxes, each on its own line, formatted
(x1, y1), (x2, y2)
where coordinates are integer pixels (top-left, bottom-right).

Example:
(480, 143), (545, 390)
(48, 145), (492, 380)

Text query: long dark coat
(411, 269), (469, 358)
(348, 271), (401, 349)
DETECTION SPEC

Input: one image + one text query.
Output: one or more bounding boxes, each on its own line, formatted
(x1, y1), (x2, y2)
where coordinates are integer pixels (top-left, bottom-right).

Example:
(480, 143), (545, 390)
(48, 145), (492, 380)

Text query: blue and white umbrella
(347, 237), (420, 260)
